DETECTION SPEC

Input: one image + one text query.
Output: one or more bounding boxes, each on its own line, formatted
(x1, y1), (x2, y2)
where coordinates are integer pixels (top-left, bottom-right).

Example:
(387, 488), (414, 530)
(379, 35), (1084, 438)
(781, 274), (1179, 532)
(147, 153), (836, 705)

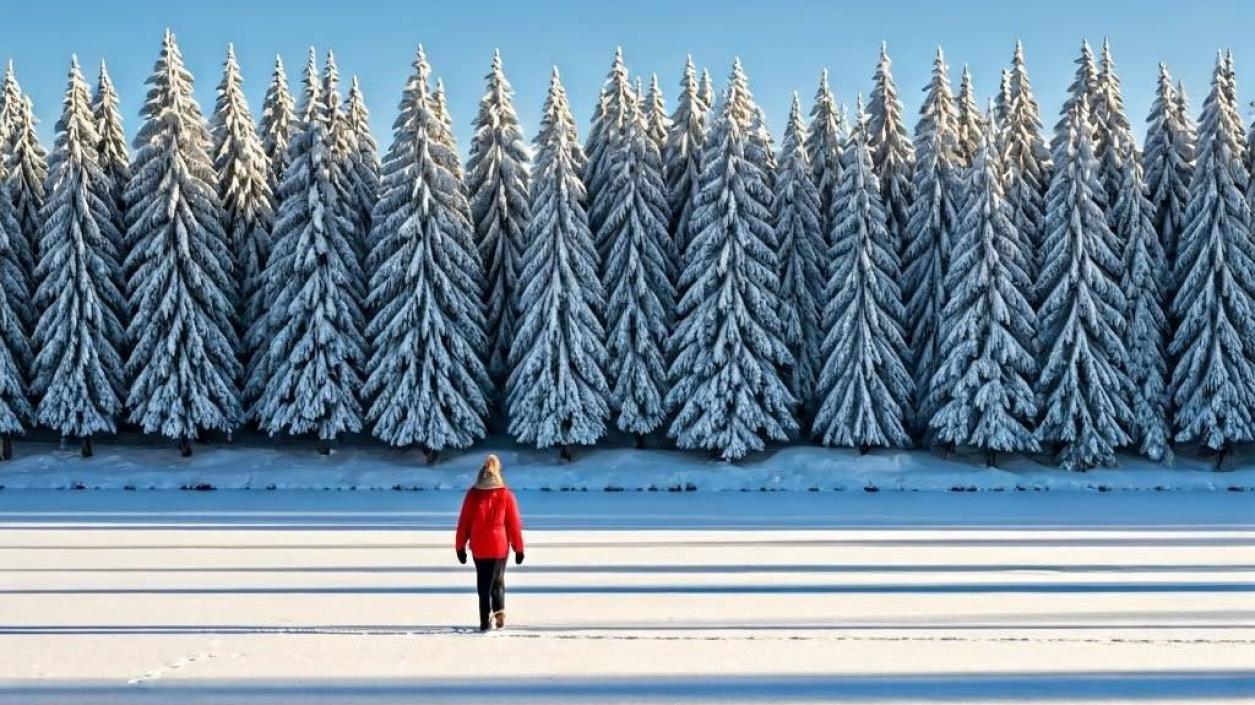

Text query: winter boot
(494, 611), (506, 629)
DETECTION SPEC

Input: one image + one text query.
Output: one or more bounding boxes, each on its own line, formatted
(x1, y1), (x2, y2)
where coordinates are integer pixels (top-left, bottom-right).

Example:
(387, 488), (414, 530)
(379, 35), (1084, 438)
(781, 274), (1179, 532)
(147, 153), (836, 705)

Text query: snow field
(0, 492), (1252, 703)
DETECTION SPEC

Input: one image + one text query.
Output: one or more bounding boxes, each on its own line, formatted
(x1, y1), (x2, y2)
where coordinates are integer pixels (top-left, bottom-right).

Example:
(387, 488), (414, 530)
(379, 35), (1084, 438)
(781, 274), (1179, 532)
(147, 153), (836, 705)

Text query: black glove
(515, 552), (524, 565)
(456, 549), (467, 564)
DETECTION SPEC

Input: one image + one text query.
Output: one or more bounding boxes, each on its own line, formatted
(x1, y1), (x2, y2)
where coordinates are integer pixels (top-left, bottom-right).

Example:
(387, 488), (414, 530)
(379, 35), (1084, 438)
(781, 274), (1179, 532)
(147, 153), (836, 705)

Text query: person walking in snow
(455, 454), (525, 631)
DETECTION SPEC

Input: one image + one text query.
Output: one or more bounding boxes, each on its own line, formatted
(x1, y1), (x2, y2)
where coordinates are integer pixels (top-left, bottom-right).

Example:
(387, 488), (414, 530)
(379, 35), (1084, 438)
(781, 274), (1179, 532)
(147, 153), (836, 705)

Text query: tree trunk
(179, 438), (193, 457)
(317, 438), (331, 456)
(196, 428), (209, 444)
(1216, 445), (1228, 471)
(423, 447), (439, 465)
(2, 435), (11, 460)
(559, 444), (573, 462)
(858, 444), (869, 456)
(634, 434), (645, 450)
(985, 449), (995, 468)
(81, 436), (93, 458)
(58, 435), (67, 451)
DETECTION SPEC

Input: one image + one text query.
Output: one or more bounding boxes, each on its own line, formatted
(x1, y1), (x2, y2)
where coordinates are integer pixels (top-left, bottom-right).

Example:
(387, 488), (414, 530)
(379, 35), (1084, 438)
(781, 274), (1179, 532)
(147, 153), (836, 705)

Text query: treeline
(0, 31), (1240, 470)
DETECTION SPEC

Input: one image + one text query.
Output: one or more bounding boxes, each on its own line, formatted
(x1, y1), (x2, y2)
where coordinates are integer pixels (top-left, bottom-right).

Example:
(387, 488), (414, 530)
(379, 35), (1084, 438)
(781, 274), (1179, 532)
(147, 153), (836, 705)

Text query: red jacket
(455, 487), (524, 559)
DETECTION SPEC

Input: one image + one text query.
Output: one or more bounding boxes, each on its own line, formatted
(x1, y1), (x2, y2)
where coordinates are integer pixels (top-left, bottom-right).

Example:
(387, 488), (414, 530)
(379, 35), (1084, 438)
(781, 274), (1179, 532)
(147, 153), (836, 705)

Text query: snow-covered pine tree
(0, 69), (30, 459)
(813, 98), (911, 449)
(1036, 95), (1132, 470)
(751, 105), (777, 189)
(0, 62), (20, 161)
(699, 69), (714, 111)
(1051, 41), (1101, 153)
(32, 57), (125, 458)
(954, 66), (983, 165)
(1093, 40), (1136, 233)
(584, 49), (634, 240)
(1114, 141), (1170, 462)
(644, 74), (669, 158)
(0, 68), (31, 314)
(259, 56), (295, 197)
(667, 59), (795, 460)
(0, 63), (30, 328)
(344, 76), (379, 246)
(634, 75), (644, 119)
(774, 94), (824, 420)
(211, 44), (274, 353)
(1002, 42), (1051, 309)
(91, 60), (128, 250)
(867, 44), (915, 255)
(903, 48), (963, 438)
(507, 68), (609, 459)
(244, 50), (320, 406)
(597, 82), (674, 445)
(663, 57), (707, 266)
(8, 94), (46, 272)
(994, 68), (1012, 125)
(1143, 65), (1194, 302)
(363, 47), (489, 460)
(250, 43), (366, 454)
(806, 70), (844, 257)
(929, 106), (1037, 463)
(466, 50), (530, 401)
(321, 52), (367, 268)
(1170, 54), (1255, 463)
(430, 78), (461, 178)
(1224, 51), (1245, 159)
(0, 170), (27, 459)
(1177, 79), (1197, 148)
(125, 31), (239, 456)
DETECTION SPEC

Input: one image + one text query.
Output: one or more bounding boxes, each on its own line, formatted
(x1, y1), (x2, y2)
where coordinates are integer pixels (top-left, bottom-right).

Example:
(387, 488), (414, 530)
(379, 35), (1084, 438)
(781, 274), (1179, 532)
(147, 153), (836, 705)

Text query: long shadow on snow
(4, 581), (1254, 595)
(8, 563), (1255, 574)
(2, 671), (1253, 702)
(3, 621), (1254, 635)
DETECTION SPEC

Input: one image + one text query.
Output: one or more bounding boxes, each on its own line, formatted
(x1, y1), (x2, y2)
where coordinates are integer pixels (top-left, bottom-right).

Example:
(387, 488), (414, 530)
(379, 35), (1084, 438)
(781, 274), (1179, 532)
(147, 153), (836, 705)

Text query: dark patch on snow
(180, 483), (216, 492)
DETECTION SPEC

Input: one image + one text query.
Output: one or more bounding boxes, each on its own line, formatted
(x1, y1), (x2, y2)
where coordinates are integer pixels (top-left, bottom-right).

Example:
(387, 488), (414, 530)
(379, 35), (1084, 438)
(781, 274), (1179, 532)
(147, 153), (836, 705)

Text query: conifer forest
(0, 31), (1247, 471)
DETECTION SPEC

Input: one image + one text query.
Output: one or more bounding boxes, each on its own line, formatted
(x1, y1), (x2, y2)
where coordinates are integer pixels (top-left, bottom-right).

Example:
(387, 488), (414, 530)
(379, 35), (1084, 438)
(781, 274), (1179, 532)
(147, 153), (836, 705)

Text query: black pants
(473, 557), (507, 627)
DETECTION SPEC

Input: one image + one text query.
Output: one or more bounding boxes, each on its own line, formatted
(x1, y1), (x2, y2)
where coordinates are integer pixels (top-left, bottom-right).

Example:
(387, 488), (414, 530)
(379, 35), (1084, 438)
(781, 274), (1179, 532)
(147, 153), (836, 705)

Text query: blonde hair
(482, 454), (502, 476)
(475, 454), (504, 488)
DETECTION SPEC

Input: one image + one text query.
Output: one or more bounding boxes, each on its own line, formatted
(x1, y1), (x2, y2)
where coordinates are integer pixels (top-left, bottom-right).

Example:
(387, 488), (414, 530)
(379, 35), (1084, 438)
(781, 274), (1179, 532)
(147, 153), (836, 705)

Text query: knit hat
(473, 454), (505, 489)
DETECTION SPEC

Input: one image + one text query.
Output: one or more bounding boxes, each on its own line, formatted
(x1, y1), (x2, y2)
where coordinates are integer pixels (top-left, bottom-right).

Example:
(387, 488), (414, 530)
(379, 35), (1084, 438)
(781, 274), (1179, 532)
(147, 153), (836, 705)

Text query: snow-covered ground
(2, 439), (1255, 492)
(0, 491), (1252, 703)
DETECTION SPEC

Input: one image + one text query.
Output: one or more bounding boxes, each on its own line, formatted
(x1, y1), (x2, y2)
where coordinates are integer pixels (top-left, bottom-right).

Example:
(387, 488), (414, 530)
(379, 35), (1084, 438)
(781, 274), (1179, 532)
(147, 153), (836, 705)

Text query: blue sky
(2, 0), (1254, 151)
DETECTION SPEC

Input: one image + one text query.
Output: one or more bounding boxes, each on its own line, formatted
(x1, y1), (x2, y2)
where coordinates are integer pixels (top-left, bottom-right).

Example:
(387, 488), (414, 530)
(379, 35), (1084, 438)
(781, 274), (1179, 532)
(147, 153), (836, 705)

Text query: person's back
(455, 455), (524, 631)
(456, 486), (523, 560)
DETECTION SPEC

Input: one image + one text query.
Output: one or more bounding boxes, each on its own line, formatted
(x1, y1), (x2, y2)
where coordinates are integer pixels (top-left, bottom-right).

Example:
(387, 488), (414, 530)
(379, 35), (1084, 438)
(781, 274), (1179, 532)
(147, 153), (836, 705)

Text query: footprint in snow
(126, 653), (215, 685)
